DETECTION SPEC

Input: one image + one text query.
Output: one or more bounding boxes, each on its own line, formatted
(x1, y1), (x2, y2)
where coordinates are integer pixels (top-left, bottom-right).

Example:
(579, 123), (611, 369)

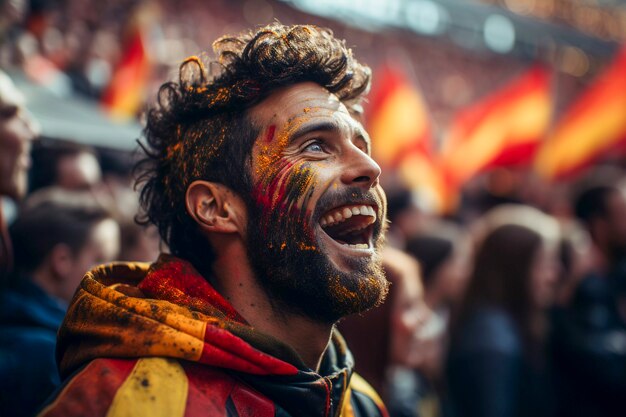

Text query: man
(29, 139), (102, 192)
(0, 190), (120, 417)
(0, 69), (38, 278)
(40, 24), (389, 417)
(549, 185), (626, 417)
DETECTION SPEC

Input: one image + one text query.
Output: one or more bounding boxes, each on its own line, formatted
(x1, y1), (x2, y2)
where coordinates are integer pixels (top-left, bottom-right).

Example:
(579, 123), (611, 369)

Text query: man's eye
(304, 141), (324, 153)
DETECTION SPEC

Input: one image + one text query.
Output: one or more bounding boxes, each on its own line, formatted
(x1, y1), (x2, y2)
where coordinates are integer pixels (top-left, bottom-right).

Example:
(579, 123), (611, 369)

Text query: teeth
(342, 243), (370, 249)
(321, 204), (377, 227)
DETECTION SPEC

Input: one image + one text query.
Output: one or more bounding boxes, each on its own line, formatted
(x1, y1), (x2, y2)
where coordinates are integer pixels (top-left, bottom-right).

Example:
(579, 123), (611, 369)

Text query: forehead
(249, 82), (355, 130)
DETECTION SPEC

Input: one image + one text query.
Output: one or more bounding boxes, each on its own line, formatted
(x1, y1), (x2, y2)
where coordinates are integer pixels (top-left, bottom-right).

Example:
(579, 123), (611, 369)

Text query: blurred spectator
(549, 185), (626, 417)
(0, 188), (119, 417)
(555, 221), (593, 307)
(446, 205), (560, 417)
(0, 69), (38, 280)
(384, 185), (430, 249)
(406, 222), (471, 320)
(390, 222), (472, 417)
(340, 246), (433, 416)
(30, 138), (102, 192)
(0, 0), (27, 36)
(118, 219), (160, 262)
(97, 148), (161, 262)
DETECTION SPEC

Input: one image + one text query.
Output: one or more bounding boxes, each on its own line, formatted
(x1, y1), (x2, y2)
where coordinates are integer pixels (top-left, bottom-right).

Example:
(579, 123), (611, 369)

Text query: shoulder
(345, 373), (389, 417)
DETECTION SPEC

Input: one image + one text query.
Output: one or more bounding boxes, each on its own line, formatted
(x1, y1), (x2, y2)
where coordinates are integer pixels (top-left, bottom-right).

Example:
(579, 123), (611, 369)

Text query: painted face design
(244, 82), (388, 324)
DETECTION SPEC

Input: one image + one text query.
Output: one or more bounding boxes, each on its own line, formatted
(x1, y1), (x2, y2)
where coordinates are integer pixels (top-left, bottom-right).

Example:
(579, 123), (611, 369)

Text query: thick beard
(244, 188), (389, 325)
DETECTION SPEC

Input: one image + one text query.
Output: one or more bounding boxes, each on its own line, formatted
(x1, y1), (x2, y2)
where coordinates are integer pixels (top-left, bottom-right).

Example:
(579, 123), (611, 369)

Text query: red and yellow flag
(441, 65), (553, 186)
(366, 65), (449, 212)
(535, 46), (626, 180)
(101, 5), (155, 120)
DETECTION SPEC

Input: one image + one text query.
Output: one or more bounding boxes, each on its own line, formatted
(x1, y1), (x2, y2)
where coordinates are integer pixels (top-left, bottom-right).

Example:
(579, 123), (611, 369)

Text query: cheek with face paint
(251, 124), (320, 248)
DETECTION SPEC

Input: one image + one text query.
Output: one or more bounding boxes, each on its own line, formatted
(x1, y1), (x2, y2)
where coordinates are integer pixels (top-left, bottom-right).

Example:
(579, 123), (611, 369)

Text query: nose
(340, 146), (382, 189)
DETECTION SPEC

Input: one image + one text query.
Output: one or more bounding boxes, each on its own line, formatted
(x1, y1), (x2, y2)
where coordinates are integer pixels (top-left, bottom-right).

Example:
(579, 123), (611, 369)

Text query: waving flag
(441, 65), (553, 186)
(101, 5), (155, 120)
(535, 46), (626, 180)
(366, 65), (449, 212)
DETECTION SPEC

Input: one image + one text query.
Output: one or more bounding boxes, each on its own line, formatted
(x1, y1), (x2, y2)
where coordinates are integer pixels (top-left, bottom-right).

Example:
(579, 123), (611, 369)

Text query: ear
(185, 180), (246, 236)
(49, 243), (74, 281)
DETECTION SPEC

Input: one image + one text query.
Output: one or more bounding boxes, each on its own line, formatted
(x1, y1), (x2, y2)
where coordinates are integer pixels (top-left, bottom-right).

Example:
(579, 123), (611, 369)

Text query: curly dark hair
(136, 23), (371, 274)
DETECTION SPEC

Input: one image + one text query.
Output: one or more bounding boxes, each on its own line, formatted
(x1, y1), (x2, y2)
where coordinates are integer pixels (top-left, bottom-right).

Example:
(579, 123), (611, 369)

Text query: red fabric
(230, 384), (276, 417)
(199, 328), (298, 375)
(41, 359), (135, 417)
(183, 363), (237, 416)
(138, 256), (245, 322)
(484, 141), (541, 170)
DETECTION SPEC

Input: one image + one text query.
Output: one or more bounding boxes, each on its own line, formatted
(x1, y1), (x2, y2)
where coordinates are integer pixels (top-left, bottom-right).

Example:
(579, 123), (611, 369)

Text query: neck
(210, 239), (334, 371)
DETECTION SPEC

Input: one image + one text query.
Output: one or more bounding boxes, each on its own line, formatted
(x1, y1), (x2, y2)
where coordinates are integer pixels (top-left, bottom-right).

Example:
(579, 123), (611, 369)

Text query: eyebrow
(289, 120), (371, 151)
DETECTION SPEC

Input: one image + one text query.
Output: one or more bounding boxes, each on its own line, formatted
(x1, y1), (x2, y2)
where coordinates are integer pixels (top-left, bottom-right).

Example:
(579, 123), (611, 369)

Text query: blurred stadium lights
(281, 0), (619, 59)
(484, 14), (516, 53)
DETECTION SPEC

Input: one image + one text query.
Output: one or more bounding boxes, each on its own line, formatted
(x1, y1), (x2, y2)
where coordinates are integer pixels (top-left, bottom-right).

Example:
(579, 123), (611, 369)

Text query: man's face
(243, 82), (388, 324)
(60, 218), (120, 302)
(0, 73), (38, 200)
(56, 152), (102, 190)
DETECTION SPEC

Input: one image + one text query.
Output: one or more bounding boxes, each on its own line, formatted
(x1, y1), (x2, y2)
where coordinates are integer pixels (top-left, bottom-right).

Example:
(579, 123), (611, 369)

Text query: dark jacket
(0, 278), (66, 417)
(446, 307), (553, 417)
(551, 273), (626, 417)
(39, 255), (388, 417)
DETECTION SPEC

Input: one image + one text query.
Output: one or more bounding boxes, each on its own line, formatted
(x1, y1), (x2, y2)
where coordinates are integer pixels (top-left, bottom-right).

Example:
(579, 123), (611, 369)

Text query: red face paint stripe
(264, 125), (276, 143)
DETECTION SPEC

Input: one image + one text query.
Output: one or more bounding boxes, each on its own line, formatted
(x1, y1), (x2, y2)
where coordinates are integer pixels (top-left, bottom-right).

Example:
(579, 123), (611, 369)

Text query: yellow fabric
(106, 357), (188, 417)
(349, 373), (386, 410)
(58, 263), (210, 377)
(340, 385), (355, 417)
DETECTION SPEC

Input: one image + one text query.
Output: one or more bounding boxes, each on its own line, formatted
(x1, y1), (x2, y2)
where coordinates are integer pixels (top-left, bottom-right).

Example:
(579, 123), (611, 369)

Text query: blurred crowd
(1, 1), (626, 417)
(0, 69), (160, 416)
(343, 177), (626, 417)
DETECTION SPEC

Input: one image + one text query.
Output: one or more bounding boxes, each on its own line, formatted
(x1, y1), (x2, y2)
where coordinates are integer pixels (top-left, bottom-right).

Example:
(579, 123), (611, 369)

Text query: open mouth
(319, 204), (377, 250)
